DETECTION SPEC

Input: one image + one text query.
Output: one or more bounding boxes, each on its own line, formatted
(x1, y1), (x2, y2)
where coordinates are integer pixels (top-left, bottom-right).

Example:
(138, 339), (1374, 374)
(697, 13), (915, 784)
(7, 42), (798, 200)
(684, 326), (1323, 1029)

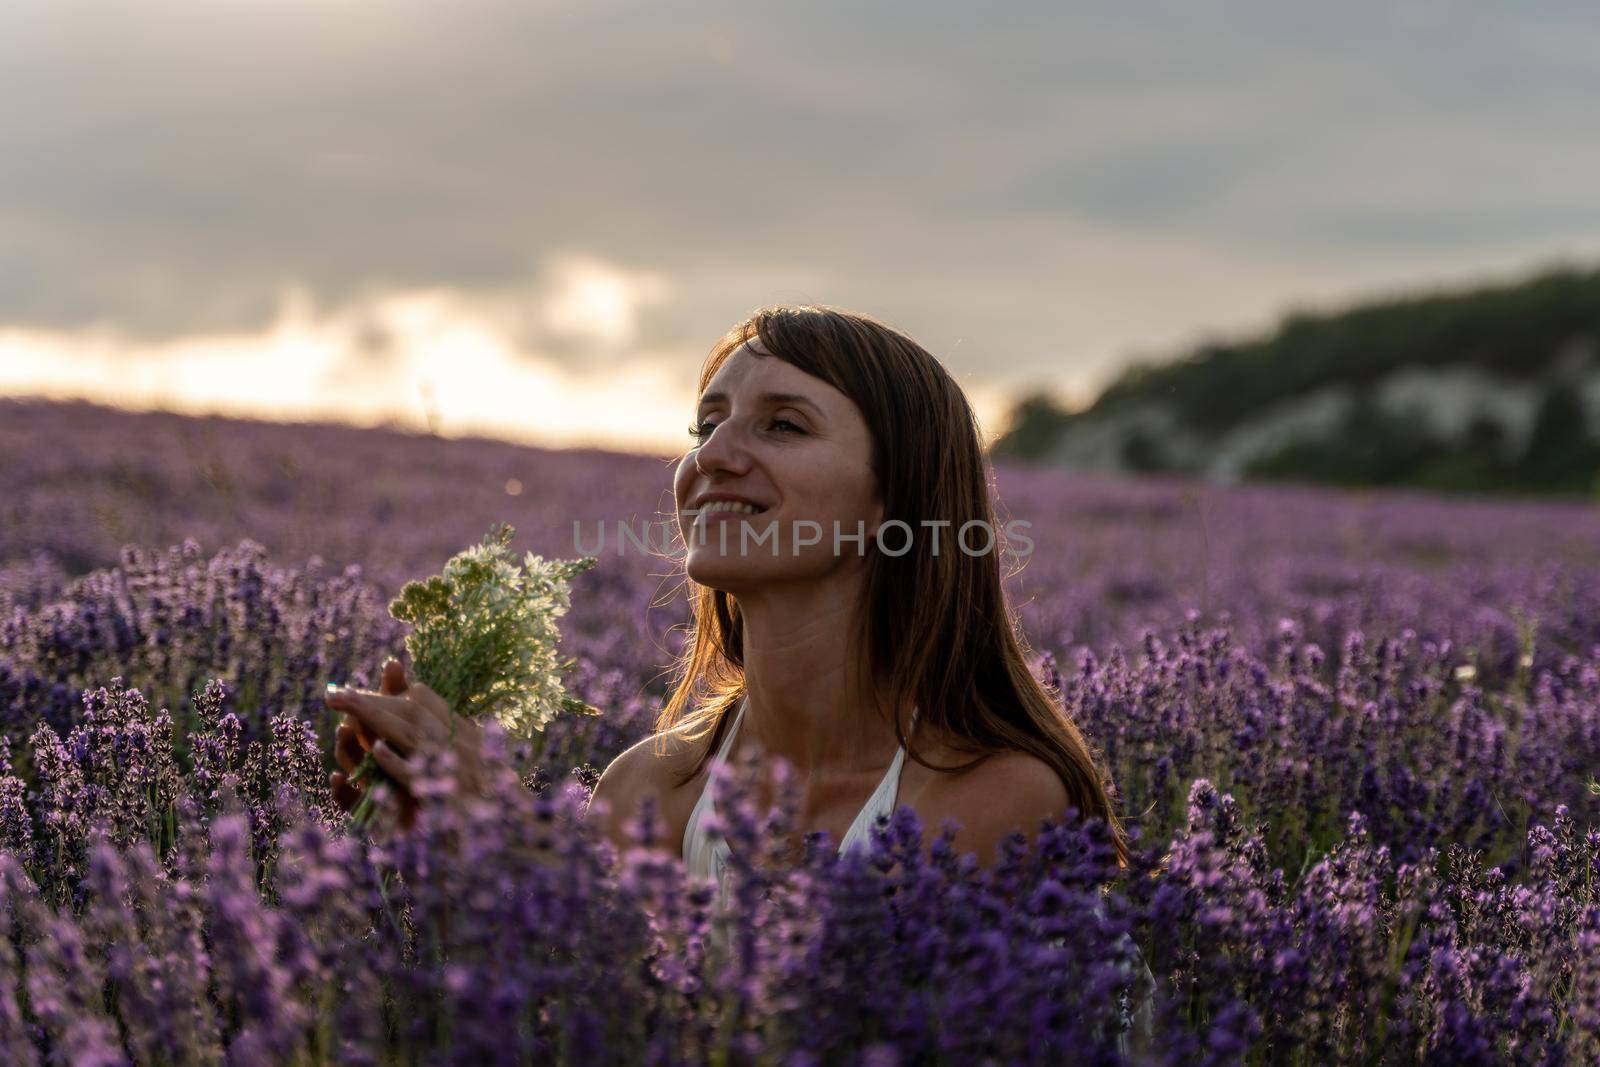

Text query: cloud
(3, 0), (1600, 437)
(0, 275), (701, 455)
(524, 253), (673, 360)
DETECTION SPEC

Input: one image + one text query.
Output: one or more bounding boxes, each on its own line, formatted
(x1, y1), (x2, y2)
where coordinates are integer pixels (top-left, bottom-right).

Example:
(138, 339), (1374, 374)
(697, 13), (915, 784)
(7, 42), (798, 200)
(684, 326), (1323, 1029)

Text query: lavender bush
(0, 536), (402, 746)
(0, 398), (1598, 1062)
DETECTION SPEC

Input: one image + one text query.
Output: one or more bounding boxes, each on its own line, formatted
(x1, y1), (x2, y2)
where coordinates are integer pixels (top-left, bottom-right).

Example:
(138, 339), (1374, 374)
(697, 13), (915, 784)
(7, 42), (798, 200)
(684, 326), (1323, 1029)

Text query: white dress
(681, 693), (918, 905)
(678, 692), (1156, 1055)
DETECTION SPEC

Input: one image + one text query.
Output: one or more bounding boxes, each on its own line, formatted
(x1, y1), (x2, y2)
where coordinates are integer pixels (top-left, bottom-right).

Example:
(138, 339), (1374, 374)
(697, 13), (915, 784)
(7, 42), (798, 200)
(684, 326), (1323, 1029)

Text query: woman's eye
(687, 418), (803, 439)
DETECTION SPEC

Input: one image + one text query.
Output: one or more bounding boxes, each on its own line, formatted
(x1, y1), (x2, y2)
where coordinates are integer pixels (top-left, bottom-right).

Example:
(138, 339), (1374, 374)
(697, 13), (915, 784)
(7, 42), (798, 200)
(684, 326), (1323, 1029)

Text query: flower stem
(348, 751), (391, 830)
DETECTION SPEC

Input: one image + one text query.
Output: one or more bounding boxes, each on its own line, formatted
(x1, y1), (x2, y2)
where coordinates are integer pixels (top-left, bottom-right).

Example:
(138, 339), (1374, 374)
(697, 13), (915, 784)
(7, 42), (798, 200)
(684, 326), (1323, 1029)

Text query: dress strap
(684, 696), (748, 870)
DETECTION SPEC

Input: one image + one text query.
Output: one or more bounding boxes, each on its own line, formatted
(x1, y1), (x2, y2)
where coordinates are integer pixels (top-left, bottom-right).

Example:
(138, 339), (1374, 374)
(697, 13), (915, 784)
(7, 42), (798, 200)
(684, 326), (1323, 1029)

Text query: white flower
(389, 524), (599, 752)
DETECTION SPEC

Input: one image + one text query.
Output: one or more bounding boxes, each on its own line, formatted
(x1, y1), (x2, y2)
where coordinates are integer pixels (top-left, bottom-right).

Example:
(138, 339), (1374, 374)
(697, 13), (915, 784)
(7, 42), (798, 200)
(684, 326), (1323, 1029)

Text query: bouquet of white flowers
(346, 523), (598, 828)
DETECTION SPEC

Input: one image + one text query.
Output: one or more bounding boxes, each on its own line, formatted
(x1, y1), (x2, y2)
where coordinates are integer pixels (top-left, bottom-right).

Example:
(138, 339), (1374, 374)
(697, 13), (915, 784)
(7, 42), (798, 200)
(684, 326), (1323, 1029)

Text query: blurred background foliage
(998, 263), (1600, 498)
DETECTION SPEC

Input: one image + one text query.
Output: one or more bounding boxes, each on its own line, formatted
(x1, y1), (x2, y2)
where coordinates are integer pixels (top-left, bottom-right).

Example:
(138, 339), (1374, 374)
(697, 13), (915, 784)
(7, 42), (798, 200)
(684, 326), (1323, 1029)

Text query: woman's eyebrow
(697, 390), (823, 416)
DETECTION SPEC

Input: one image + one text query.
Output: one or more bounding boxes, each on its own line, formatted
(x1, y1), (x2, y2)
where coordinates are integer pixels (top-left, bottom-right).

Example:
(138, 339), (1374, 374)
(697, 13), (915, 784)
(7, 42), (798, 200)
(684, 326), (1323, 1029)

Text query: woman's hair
(657, 304), (1130, 868)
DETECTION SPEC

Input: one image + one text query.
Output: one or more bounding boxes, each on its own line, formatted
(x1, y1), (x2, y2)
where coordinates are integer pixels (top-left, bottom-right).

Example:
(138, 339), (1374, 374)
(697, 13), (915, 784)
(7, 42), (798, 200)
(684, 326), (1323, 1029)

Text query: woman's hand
(329, 658), (415, 827)
(326, 658), (490, 831)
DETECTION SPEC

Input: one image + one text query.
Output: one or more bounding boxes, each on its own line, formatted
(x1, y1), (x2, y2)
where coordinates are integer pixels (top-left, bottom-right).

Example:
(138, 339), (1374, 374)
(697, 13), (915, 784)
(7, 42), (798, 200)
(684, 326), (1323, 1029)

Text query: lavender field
(3, 396), (1600, 1064)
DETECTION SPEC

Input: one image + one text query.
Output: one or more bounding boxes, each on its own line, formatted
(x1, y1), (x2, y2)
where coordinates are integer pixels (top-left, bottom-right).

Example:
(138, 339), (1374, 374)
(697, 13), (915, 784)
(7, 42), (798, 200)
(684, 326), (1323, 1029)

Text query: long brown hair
(658, 304), (1130, 868)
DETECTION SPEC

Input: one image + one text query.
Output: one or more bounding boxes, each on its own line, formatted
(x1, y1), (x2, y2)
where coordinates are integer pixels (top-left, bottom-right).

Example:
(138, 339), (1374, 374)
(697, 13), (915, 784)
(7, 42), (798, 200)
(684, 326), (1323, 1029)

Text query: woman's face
(673, 339), (884, 591)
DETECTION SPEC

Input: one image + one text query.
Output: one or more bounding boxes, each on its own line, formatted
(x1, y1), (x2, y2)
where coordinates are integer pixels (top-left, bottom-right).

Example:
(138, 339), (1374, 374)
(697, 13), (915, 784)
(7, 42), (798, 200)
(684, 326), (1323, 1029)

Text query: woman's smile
(696, 500), (769, 518)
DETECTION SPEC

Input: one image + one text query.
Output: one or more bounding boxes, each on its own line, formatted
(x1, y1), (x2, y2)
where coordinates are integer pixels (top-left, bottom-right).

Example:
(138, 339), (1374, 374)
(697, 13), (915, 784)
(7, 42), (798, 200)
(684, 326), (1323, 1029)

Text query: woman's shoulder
(905, 726), (1028, 782)
(584, 722), (717, 846)
(912, 742), (1063, 803)
(905, 742), (1072, 864)
(607, 720), (717, 792)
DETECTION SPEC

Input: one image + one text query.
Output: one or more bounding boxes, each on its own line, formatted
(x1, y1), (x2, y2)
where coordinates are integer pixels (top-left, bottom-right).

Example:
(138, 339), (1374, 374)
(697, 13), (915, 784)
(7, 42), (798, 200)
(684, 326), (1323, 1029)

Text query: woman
(593, 306), (1136, 874)
(327, 304), (1153, 1048)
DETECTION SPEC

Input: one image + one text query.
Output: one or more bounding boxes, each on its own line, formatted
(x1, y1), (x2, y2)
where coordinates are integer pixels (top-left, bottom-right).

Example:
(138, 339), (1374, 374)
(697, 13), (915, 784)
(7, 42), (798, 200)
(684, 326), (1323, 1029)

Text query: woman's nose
(693, 419), (754, 477)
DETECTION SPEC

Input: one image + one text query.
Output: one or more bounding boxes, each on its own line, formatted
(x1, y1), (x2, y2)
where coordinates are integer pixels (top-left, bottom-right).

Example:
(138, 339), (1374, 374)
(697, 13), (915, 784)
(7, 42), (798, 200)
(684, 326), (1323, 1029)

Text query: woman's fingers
(329, 770), (362, 812)
(343, 712), (378, 751)
(405, 681), (451, 720)
(325, 666), (437, 836)
(378, 658), (409, 696)
(334, 722), (367, 773)
(325, 689), (420, 751)
(370, 740), (414, 788)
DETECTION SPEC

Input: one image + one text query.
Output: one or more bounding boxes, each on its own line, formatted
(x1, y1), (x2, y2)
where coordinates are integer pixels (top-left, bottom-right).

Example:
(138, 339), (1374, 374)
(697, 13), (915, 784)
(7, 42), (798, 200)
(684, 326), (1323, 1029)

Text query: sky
(4, 0), (1599, 456)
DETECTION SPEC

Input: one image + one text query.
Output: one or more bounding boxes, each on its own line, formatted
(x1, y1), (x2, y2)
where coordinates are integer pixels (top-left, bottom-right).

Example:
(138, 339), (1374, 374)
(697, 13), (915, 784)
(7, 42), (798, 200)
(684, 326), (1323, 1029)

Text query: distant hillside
(996, 264), (1600, 496)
